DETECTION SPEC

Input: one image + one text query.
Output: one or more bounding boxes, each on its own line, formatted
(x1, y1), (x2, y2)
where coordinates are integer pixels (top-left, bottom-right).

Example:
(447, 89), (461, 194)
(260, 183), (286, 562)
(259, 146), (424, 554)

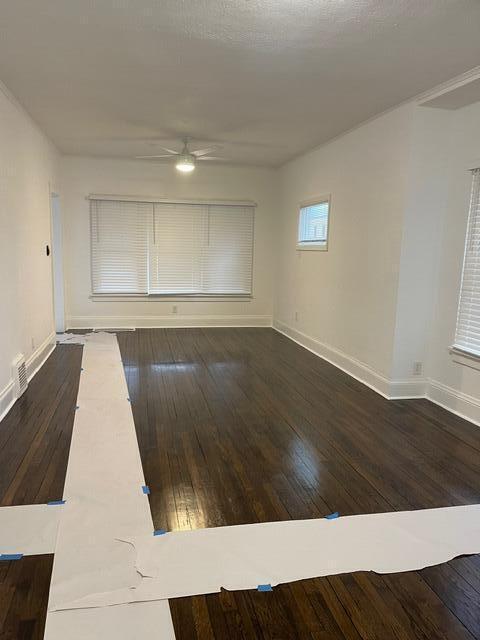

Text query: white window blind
(454, 168), (480, 357)
(298, 200), (329, 248)
(149, 203), (206, 294)
(202, 205), (254, 294)
(90, 198), (254, 296)
(90, 200), (150, 294)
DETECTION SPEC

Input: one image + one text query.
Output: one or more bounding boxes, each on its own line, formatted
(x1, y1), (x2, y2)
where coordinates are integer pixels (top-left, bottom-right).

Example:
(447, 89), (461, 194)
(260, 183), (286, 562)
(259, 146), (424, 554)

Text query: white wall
(273, 96), (480, 423)
(61, 157), (276, 328)
(390, 106), (454, 391)
(1, 70), (479, 426)
(426, 101), (480, 423)
(274, 105), (414, 392)
(0, 82), (59, 419)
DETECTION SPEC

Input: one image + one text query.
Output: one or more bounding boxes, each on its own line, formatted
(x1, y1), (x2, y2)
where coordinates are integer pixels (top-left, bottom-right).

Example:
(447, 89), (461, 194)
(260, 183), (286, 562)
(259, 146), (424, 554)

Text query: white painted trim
(418, 66), (480, 106)
(0, 332), (56, 424)
(89, 294), (253, 303)
(296, 243), (328, 251)
(0, 381), (16, 423)
(427, 379), (480, 428)
(26, 331), (56, 381)
(450, 347), (480, 372)
(67, 315), (272, 329)
(280, 65), (480, 169)
(274, 320), (480, 426)
(0, 78), (58, 152)
(273, 320), (392, 398)
(388, 379), (427, 399)
(88, 194), (257, 207)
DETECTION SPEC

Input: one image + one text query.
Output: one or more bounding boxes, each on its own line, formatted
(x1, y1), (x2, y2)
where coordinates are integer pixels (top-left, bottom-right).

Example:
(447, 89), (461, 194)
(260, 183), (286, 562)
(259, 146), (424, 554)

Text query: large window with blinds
(90, 198), (255, 296)
(453, 169), (480, 358)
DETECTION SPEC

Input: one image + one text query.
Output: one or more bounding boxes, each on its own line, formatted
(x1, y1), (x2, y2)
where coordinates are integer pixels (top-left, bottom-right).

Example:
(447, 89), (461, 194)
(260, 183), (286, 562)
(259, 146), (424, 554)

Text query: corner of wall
(273, 319), (392, 398)
(427, 379), (480, 427)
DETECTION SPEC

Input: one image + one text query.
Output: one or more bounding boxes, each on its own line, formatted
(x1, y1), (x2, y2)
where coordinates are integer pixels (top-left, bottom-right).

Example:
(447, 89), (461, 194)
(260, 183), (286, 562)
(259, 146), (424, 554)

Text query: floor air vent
(12, 354), (28, 397)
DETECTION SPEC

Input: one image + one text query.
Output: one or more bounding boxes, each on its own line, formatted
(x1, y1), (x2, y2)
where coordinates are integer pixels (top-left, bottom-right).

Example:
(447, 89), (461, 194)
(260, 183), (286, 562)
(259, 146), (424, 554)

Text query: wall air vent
(12, 354), (28, 397)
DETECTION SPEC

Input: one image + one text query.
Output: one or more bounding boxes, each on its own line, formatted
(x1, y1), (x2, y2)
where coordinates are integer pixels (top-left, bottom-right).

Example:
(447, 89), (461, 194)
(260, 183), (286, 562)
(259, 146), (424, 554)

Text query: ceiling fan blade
(135, 154), (174, 159)
(192, 146), (221, 157)
(157, 147), (180, 155)
(198, 156), (225, 161)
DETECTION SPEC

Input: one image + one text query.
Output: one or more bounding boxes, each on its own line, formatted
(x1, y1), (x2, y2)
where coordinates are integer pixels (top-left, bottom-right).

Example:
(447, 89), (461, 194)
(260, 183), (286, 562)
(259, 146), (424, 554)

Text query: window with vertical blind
(297, 198), (330, 250)
(453, 168), (480, 358)
(90, 198), (254, 296)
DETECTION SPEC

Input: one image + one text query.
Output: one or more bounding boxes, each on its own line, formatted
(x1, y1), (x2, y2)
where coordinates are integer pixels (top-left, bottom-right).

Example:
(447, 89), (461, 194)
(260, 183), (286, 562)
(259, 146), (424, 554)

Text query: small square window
(297, 199), (330, 251)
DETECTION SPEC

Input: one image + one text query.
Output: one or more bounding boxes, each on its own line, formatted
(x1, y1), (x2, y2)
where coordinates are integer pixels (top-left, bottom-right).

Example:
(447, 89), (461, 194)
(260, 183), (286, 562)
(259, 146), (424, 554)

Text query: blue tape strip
(47, 500), (66, 506)
(257, 584), (273, 592)
(153, 529), (167, 536)
(325, 511), (339, 520)
(142, 485), (150, 495)
(0, 554), (23, 561)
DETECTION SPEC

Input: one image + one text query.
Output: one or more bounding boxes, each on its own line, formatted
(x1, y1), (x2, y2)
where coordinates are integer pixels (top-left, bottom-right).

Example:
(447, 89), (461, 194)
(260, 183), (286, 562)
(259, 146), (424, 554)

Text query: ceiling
(1, 0), (480, 167)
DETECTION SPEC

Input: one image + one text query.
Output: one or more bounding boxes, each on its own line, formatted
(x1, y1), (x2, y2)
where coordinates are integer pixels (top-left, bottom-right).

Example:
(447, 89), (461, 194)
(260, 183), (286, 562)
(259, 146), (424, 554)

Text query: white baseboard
(427, 379), (480, 427)
(67, 315), (273, 329)
(0, 380), (16, 423)
(26, 331), (56, 380)
(0, 331), (56, 424)
(3, 321), (479, 428)
(273, 320), (393, 398)
(388, 378), (427, 399)
(273, 320), (480, 426)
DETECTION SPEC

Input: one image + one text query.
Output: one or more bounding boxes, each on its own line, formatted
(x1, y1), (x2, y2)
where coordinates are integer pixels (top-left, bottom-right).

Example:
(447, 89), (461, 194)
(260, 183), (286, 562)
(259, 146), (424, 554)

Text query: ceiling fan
(135, 137), (224, 172)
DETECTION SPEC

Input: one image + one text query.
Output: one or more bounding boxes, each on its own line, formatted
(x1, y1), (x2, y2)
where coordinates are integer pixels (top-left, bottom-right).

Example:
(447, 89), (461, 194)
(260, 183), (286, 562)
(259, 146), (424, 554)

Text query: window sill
(450, 346), (480, 371)
(89, 294), (253, 303)
(296, 243), (328, 252)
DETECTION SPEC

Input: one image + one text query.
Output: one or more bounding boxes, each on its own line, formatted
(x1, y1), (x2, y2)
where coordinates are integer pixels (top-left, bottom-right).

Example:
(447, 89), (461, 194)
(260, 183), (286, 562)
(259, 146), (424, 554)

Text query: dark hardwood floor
(0, 555), (53, 640)
(1, 329), (479, 639)
(118, 328), (480, 640)
(0, 344), (82, 507)
(0, 344), (82, 640)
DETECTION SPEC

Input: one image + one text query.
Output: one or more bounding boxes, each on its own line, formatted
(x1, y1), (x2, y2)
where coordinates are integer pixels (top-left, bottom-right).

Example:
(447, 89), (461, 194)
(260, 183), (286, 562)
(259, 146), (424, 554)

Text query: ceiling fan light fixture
(175, 153), (195, 172)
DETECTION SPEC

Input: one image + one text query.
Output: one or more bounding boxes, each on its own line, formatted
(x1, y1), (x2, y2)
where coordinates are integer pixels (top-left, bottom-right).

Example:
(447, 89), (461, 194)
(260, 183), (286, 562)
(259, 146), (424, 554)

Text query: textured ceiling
(1, 0), (480, 166)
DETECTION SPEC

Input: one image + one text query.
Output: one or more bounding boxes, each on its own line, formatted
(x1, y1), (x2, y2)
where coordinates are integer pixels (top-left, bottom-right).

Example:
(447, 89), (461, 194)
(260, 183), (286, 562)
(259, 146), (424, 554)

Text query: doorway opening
(50, 193), (66, 333)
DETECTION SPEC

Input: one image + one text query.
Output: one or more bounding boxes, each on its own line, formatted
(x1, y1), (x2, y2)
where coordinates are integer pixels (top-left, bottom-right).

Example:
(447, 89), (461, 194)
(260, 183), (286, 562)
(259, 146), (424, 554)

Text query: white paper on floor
(0, 504), (62, 555)
(44, 330), (479, 637)
(56, 333), (89, 345)
(44, 331), (175, 639)
(44, 599), (175, 639)
(51, 503), (480, 611)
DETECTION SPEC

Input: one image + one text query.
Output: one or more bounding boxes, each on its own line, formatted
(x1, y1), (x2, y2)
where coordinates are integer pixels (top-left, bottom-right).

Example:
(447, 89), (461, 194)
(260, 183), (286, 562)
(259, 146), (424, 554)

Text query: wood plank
(0, 345), (82, 637)
(117, 328), (480, 640)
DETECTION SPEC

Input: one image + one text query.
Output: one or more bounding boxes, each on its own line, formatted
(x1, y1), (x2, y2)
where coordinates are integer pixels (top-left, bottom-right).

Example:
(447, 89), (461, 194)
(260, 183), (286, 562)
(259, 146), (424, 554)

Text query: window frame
(296, 195), (331, 252)
(88, 195), (256, 300)
(451, 168), (480, 364)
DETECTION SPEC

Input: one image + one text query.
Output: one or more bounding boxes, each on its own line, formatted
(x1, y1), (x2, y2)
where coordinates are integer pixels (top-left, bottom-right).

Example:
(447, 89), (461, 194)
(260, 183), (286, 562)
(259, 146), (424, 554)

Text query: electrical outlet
(413, 361), (423, 376)
(172, 305), (178, 314)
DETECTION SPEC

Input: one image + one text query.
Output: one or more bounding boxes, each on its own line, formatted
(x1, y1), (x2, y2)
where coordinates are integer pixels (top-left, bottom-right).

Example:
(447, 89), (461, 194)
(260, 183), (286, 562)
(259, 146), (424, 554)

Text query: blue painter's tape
(142, 485), (150, 495)
(325, 511), (339, 520)
(0, 554), (23, 561)
(47, 500), (66, 506)
(257, 584), (273, 592)
(153, 529), (167, 536)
